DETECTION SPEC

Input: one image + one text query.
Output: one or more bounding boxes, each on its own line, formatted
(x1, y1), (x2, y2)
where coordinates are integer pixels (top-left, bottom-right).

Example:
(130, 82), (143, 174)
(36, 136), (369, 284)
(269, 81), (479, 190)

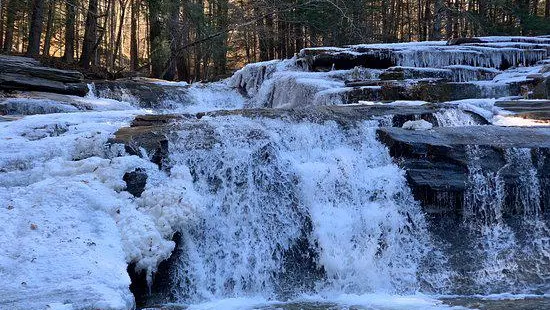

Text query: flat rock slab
(93, 78), (189, 108)
(496, 100), (550, 121)
(377, 126), (550, 149)
(0, 55), (87, 96)
(112, 104), (482, 169)
(377, 126), (550, 215)
(497, 99), (550, 110)
(339, 78), (538, 103)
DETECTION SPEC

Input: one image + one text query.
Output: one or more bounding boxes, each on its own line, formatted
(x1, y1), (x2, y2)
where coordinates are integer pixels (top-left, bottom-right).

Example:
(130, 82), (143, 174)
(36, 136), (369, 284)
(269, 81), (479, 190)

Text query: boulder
(531, 76), (550, 99)
(110, 115), (183, 169)
(123, 168), (148, 197)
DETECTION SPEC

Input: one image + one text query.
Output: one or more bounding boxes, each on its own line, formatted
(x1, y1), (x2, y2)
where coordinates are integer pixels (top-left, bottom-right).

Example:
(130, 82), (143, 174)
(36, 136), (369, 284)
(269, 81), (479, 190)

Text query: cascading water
(447, 146), (550, 294)
(160, 117), (443, 304)
(434, 109), (480, 127)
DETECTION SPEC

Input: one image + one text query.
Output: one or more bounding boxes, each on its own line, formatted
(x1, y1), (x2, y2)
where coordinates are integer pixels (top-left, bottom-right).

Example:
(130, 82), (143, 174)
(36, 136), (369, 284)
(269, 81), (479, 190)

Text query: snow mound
(0, 110), (196, 310)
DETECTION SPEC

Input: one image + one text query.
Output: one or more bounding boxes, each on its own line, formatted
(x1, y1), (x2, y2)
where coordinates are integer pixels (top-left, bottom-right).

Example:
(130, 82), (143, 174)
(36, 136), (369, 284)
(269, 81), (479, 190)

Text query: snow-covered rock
(0, 106), (195, 309)
(402, 119), (433, 130)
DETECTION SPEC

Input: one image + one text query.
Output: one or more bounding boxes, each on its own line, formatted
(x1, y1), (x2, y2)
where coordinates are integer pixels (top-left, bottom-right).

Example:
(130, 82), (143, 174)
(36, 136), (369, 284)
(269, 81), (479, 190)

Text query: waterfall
(434, 109), (480, 127)
(448, 146), (550, 294)
(163, 116), (439, 303)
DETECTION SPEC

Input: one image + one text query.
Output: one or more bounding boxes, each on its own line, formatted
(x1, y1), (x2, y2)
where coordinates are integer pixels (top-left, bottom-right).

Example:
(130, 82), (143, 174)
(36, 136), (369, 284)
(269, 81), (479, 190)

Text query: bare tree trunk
(516, 0), (530, 34)
(424, 0), (432, 40)
(43, 0), (55, 56)
(130, 0), (139, 70)
(80, 0), (99, 68)
(147, 0), (164, 78)
(63, 0), (76, 62)
(26, 0), (45, 57)
(453, 0), (460, 37)
(432, 0), (444, 40)
(3, 0), (19, 53)
(256, 7), (268, 61)
(532, 0), (539, 15)
(265, 14), (275, 59)
(213, 0), (228, 77)
(164, 0), (179, 81)
(113, 0), (128, 68)
(0, 0), (5, 49)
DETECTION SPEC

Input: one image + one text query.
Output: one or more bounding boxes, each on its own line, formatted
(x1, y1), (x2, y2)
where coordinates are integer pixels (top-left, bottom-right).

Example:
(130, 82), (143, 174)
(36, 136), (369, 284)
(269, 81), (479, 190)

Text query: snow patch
(402, 120), (433, 130)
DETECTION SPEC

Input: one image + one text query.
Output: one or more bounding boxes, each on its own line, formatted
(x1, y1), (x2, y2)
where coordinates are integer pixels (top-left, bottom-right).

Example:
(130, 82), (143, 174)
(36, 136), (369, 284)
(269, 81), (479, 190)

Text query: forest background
(1, 0), (549, 81)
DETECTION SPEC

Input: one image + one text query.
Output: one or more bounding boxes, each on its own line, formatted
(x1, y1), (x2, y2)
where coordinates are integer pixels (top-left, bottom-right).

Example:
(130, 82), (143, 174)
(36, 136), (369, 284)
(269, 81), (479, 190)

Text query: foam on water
(163, 116), (440, 303)
(454, 146), (550, 294)
(434, 109), (480, 127)
(183, 293), (462, 310)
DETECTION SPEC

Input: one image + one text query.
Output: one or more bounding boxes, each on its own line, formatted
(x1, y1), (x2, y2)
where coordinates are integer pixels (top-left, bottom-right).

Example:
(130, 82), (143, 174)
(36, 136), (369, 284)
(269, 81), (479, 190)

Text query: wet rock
(203, 103), (473, 128)
(0, 56), (86, 96)
(129, 233), (182, 308)
(379, 70), (406, 81)
(339, 79), (517, 103)
(382, 66), (453, 81)
(531, 76), (549, 99)
(113, 105), (486, 173)
(496, 100), (550, 122)
(447, 38), (483, 45)
(304, 51), (395, 71)
(123, 168), (148, 197)
(377, 126), (550, 215)
(0, 91), (99, 115)
(92, 78), (189, 108)
(299, 37), (548, 73)
(110, 115), (181, 169)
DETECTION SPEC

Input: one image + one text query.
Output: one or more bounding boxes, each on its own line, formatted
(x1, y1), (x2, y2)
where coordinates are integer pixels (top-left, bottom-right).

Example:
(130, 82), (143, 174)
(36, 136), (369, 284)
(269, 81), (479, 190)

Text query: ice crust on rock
(2, 36), (549, 310)
(229, 36), (549, 109)
(0, 106), (196, 309)
(402, 119), (434, 130)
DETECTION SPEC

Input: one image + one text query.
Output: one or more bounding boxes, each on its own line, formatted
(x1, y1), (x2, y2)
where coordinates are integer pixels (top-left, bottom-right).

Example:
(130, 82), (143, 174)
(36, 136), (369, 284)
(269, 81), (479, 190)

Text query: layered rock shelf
(2, 36), (550, 310)
(377, 126), (550, 215)
(0, 56), (87, 96)
(115, 36), (550, 222)
(230, 36), (549, 108)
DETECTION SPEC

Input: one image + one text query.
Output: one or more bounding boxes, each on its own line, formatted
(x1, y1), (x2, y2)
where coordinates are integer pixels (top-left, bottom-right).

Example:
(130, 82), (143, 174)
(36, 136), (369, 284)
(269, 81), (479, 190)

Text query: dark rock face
(339, 79), (517, 103)
(380, 67), (453, 81)
(110, 114), (183, 169)
(532, 75), (550, 99)
(112, 104), (484, 169)
(93, 78), (189, 108)
(377, 126), (550, 215)
(123, 168), (148, 197)
(129, 232), (183, 308)
(306, 52), (395, 71)
(447, 38), (483, 45)
(0, 56), (87, 96)
(496, 100), (550, 122)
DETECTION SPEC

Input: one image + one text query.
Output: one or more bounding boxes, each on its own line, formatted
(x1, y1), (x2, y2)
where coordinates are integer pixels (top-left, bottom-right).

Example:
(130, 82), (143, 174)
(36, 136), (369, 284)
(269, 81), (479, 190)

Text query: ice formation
(1, 35), (549, 310)
(402, 119), (433, 130)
